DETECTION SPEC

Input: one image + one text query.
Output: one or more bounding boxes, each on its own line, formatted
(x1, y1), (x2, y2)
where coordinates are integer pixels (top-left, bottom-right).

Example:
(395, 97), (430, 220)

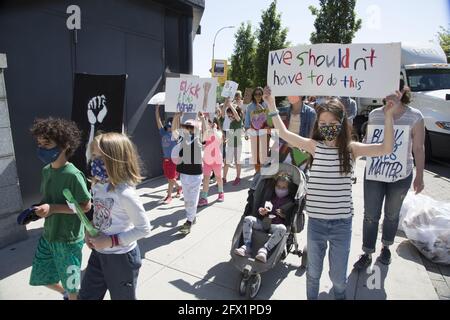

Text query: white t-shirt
(92, 182), (151, 254)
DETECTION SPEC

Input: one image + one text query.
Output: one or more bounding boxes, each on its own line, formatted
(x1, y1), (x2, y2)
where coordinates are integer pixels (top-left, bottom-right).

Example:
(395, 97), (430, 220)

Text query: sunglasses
(254, 93), (263, 97)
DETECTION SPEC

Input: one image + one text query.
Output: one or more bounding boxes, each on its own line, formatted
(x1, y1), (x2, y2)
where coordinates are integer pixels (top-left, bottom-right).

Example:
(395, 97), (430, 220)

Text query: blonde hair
(92, 132), (143, 188)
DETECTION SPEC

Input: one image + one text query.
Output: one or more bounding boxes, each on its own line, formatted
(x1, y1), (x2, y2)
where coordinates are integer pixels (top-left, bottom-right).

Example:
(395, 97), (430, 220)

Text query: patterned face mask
(319, 124), (343, 142)
(90, 158), (109, 183)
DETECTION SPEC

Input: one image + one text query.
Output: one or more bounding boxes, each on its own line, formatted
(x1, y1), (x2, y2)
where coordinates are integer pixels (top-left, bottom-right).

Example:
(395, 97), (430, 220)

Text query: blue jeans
(363, 173), (413, 253)
(306, 217), (352, 300)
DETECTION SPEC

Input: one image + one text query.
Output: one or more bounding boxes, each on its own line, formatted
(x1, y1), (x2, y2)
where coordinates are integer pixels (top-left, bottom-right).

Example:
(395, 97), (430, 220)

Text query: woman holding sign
(354, 84), (425, 270)
(244, 87), (271, 173)
(263, 86), (402, 300)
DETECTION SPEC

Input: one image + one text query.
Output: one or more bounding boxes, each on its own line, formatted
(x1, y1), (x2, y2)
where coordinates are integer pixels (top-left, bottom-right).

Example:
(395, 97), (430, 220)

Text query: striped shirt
(368, 106), (423, 181)
(306, 143), (353, 220)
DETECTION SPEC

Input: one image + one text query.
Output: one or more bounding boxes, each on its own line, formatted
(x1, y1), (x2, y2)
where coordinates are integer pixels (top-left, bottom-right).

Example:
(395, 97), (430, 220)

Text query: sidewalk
(0, 152), (446, 300)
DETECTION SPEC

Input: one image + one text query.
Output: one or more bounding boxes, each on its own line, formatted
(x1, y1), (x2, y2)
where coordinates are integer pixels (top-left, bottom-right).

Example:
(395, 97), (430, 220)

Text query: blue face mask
(90, 158), (109, 183)
(37, 146), (61, 165)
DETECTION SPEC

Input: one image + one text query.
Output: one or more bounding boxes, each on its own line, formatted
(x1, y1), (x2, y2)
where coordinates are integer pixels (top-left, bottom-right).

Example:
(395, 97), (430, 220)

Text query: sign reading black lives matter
(365, 125), (410, 182)
(71, 73), (127, 174)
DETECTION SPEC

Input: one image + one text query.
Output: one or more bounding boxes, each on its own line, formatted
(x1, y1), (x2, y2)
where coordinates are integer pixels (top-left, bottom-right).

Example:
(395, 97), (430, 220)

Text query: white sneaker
(255, 247), (268, 263)
(234, 245), (250, 257)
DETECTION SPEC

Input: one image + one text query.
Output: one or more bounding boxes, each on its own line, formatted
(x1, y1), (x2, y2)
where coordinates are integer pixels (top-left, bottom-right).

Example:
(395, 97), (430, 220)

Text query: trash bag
(399, 191), (450, 265)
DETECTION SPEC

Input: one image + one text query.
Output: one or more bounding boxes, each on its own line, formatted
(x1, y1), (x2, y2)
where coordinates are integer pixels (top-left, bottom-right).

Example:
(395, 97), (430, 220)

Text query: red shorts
(163, 158), (178, 180)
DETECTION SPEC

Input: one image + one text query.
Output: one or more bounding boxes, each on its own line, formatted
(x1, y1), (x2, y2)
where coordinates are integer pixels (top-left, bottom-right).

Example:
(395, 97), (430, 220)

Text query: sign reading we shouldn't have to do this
(267, 43), (401, 98)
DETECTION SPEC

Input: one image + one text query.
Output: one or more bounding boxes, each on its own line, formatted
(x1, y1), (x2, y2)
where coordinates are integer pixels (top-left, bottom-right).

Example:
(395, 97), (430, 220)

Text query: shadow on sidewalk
(138, 209), (188, 254)
(169, 261), (242, 299)
(348, 261), (388, 300)
(0, 226), (43, 280)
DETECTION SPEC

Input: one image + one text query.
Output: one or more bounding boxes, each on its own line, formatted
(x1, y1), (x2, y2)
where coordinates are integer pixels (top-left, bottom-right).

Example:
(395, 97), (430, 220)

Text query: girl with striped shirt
(264, 86), (402, 300)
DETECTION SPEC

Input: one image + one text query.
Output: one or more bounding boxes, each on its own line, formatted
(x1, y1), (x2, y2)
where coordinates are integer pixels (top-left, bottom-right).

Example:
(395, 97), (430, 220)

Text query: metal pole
(211, 26), (234, 75)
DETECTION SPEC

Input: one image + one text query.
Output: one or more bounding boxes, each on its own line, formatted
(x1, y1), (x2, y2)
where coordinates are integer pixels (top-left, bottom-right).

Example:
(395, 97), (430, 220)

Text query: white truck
(355, 42), (450, 162)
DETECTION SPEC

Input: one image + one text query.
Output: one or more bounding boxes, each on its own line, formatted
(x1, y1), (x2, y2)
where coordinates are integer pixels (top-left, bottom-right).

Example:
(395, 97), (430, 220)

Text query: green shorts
(29, 237), (83, 294)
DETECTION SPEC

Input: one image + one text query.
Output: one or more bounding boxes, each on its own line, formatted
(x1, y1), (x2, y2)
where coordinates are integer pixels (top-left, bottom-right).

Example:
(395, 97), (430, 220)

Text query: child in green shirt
(29, 118), (91, 300)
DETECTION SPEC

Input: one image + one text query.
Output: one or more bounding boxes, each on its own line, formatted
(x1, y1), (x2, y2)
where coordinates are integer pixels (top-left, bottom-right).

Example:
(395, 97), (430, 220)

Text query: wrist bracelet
(268, 110), (279, 117)
(110, 234), (119, 248)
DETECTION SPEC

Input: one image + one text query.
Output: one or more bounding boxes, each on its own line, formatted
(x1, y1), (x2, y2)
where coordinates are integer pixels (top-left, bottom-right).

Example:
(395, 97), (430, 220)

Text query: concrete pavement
(0, 148), (446, 300)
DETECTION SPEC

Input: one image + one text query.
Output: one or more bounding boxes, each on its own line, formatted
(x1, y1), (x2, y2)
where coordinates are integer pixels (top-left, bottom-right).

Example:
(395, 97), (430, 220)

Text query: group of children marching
(24, 91), (247, 300)
(24, 80), (423, 301)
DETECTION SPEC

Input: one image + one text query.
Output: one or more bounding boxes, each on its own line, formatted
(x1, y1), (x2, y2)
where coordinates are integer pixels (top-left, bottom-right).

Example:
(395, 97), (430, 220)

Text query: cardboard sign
(165, 78), (218, 113)
(221, 80), (239, 98)
(365, 125), (410, 182)
(267, 43), (401, 98)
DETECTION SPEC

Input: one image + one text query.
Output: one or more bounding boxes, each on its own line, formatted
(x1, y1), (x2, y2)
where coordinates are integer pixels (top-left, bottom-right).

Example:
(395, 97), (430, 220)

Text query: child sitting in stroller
(234, 172), (295, 263)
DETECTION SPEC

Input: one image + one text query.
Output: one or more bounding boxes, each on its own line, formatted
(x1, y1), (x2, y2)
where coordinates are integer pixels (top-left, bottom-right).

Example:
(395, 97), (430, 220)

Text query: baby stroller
(230, 163), (307, 299)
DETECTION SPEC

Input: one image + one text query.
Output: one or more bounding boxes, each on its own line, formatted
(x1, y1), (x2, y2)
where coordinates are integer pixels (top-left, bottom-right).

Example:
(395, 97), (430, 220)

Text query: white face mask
(275, 187), (289, 198)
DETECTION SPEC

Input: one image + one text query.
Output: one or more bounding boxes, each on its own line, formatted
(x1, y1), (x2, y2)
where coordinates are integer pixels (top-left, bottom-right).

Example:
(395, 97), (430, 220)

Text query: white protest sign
(365, 125), (410, 182)
(221, 80), (239, 98)
(165, 78), (218, 113)
(267, 43), (401, 98)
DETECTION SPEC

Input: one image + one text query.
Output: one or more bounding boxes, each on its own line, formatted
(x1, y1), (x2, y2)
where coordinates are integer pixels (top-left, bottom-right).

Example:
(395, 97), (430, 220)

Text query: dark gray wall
(0, 0), (199, 206)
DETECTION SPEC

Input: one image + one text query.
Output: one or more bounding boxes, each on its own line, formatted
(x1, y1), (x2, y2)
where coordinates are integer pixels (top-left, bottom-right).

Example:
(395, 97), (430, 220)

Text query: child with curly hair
(29, 117), (92, 300)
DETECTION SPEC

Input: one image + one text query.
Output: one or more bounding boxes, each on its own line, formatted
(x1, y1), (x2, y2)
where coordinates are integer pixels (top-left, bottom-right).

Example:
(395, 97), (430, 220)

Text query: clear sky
(193, 0), (450, 78)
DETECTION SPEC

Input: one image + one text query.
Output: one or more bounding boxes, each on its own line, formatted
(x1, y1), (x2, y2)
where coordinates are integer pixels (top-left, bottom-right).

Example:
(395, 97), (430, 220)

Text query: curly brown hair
(30, 117), (82, 158)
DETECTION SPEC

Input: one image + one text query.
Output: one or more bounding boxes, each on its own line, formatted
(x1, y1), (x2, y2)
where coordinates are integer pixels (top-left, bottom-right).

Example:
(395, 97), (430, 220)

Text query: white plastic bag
(399, 191), (450, 265)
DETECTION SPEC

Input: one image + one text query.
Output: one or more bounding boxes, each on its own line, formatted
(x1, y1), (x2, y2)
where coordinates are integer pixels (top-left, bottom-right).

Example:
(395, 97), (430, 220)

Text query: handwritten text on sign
(165, 78), (217, 113)
(221, 81), (239, 98)
(267, 43), (401, 98)
(365, 125), (410, 182)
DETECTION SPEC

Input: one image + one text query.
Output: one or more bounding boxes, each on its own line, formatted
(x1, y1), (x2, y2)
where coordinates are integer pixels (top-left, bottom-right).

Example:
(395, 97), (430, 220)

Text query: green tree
(229, 22), (256, 90)
(253, 0), (289, 87)
(309, 0), (362, 44)
(437, 26), (450, 62)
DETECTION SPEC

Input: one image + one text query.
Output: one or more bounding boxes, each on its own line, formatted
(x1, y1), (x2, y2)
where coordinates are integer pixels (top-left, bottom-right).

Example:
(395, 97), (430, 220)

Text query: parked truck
(355, 42), (450, 162)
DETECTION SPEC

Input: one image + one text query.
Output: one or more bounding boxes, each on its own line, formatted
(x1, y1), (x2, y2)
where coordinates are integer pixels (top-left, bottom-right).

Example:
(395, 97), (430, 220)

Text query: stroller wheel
(245, 274), (261, 300)
(301, 246), (308, 268)
(238, 275), (248, 296)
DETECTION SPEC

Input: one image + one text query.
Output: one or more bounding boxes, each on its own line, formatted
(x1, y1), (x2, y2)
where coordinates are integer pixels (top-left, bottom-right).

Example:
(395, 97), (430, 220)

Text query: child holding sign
(264, 86), (402, 300)
(29, 118), (91, 300)
(220, 99), (244, 186)
(354, 83), (425, 269)
(198, 112), (224, 206)
(79, 133), (150, 300)
(155, 105), (182, 204)
(172, 113), (204, 235)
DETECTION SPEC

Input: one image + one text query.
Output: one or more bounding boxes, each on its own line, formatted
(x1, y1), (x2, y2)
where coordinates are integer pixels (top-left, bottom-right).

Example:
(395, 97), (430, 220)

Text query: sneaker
(179, 220), (194, 234)
(163, 196), (172, 204)
(217, 193), (224, 202)
(255, 247), (268, 263)
(198, 198), (208, 207)
(234, 245), (250, 257)
(232, 177), (241, 186)
(378, 247), (392, 265)
(175, 186), (183, 198)
(353, 254), (372, 270)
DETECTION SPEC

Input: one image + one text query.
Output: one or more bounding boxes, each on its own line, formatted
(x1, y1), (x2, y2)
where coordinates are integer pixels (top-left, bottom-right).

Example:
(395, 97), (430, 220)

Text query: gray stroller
(230, 163), (308, 299)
